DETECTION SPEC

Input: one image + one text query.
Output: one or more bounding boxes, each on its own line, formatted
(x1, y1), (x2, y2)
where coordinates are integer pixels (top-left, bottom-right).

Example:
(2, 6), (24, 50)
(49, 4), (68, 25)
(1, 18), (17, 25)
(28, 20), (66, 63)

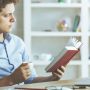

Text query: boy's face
(0, 3), (15, 33)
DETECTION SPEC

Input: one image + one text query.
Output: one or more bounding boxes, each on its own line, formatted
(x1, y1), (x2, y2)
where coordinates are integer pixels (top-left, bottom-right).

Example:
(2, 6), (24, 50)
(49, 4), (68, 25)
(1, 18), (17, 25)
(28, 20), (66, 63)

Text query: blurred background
(13, 0), (90, 80)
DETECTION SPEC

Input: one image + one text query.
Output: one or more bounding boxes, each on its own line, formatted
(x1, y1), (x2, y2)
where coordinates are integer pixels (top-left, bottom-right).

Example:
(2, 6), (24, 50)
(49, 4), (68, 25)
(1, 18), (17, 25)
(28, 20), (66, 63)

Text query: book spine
(45, 48), (67, 72)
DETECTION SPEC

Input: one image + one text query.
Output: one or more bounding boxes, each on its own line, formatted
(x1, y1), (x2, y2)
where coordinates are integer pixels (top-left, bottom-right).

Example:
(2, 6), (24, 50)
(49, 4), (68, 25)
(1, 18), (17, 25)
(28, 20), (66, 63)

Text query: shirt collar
(4, 33), (12, 42)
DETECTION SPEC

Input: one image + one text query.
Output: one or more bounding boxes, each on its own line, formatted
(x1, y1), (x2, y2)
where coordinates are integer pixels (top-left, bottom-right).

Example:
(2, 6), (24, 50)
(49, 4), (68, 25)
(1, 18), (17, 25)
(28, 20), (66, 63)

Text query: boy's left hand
(51, 66), (65, 80)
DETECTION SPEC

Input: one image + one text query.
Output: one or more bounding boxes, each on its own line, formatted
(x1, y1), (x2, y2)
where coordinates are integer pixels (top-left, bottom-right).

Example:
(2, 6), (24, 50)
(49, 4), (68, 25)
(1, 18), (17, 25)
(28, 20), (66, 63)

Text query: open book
(45, 37), (82, 72)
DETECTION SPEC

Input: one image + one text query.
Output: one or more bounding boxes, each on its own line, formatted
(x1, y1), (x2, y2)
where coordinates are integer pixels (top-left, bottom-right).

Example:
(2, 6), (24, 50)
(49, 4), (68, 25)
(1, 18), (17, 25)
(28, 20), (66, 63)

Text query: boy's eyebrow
(0, 12), (14, 16)
(0, 10), (15, 14)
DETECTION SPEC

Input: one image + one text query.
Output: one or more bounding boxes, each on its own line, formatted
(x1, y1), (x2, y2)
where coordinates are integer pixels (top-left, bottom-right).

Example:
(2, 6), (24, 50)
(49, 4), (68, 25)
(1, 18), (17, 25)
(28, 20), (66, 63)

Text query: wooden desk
(0, 80), (90, 90)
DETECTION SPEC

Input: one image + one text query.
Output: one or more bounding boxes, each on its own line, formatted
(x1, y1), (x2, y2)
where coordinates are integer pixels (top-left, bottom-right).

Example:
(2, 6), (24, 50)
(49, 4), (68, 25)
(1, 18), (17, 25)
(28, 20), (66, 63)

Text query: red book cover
(45, 38), (82, 72)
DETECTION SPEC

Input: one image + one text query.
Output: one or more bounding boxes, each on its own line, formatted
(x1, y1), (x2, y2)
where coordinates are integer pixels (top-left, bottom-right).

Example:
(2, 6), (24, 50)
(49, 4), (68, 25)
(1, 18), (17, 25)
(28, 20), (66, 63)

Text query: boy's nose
(10, 15), (16, 23)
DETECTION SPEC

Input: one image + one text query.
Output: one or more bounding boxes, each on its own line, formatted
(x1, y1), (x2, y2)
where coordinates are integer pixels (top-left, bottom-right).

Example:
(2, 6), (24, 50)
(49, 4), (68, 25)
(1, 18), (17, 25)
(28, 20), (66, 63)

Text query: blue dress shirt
(0, 33), (37, 84)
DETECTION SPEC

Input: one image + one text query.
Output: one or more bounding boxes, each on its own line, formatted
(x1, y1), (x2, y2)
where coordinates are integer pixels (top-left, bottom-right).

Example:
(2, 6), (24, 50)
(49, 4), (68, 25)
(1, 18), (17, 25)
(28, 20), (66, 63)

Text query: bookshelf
(20, 0), (90, 79)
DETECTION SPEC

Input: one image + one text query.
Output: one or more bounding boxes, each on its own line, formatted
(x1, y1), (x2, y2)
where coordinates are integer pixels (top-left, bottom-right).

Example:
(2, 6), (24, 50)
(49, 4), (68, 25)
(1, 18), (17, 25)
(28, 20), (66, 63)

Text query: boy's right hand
(9, 63), (31, 84)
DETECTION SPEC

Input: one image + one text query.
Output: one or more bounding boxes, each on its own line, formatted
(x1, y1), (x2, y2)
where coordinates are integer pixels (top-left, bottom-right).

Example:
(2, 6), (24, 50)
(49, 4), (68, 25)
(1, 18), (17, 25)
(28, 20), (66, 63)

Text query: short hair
(0, 0), (19, 12)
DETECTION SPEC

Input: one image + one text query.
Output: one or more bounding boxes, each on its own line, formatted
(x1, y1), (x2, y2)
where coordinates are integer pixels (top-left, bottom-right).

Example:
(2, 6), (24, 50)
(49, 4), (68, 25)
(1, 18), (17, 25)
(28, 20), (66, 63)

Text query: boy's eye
(3, 14), (10, 17)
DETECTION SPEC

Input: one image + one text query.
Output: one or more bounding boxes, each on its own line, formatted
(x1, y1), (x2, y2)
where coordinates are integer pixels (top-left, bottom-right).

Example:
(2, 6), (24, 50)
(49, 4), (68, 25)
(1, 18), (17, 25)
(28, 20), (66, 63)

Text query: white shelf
(31, 3), (82, 8)
(69, 60), (81, 65)
(33, 60), (50, 65)
(88, 33), (90, 37)
(88, 61), (90, 65)
(33, 60), (81, 66)
(32, 32), (82, 37)
(23, 0), (90, 79)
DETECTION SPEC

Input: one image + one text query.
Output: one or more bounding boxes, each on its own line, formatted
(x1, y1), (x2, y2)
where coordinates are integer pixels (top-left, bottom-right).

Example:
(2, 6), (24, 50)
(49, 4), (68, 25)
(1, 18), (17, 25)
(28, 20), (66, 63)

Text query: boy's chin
(3, 30), (12, 33)
(6, 29), (12, 32)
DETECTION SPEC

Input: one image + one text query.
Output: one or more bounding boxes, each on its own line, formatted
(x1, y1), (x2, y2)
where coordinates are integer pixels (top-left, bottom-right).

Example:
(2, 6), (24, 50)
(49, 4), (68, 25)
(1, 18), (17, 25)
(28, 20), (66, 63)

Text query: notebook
(74, 77), (90, 86)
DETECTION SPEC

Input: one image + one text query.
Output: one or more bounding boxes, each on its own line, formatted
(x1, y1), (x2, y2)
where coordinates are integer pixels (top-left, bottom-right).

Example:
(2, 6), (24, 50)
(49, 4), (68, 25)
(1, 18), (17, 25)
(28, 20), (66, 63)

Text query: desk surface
(0, 80), (90, 90)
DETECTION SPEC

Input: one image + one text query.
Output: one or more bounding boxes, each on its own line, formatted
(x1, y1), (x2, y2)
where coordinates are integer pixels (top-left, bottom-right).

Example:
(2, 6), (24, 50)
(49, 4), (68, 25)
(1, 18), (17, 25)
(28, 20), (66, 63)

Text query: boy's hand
(51, 66), (65, 80)
(9, 63), (31, 84)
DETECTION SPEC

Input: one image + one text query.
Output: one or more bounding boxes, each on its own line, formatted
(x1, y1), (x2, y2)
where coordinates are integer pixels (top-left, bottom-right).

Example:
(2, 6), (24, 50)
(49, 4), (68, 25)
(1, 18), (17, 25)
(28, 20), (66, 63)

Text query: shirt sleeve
(21, 42), (38, 84)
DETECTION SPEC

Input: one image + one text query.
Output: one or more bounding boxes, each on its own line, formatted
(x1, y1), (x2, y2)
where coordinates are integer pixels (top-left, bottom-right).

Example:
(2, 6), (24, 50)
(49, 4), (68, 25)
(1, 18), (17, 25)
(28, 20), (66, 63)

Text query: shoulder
(10, 34), (25, 46)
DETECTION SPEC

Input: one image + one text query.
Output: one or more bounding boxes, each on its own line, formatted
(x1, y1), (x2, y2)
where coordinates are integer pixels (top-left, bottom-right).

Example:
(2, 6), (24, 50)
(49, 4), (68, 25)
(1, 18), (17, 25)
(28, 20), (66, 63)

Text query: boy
(0, 0), (65, 86)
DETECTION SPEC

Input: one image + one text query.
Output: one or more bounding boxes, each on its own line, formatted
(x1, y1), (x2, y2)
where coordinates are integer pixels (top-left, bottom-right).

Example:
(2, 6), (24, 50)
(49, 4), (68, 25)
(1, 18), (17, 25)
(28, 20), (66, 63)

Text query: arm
(0, 76), (13, 87)
(0, 63), (31, 87)
(31, 76), (58, 83)
(31, 66), (65, 83)
(0, 63), (30, 87)
(0, 64), (65, 86)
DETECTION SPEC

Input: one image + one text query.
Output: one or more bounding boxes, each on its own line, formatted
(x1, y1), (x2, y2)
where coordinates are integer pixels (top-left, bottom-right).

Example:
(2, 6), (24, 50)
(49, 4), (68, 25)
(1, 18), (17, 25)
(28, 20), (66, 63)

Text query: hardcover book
(45, 37), (82, 72)
(72, 15), (80, 32)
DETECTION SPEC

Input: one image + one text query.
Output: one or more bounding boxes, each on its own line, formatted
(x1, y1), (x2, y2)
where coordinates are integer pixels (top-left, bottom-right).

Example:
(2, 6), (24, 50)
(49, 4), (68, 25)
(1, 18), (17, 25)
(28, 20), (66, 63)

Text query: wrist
(49, 75), (59, 81)
(7, 75), (14, 86)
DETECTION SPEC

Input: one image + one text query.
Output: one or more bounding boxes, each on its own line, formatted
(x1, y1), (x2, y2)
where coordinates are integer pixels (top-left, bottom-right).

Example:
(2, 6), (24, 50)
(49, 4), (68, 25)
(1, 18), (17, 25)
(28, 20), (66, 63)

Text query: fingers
(24, 71), (31, 79)
(53, 72), (62, 79)
(10, 62), (33, 84)
(61, 66), (65, 71)
(57, 68), (64, 76)
(56, 66), (65, 75)
(20, 63), (30, 71)
(59, 66), (65, 72)
(14, 64), (31, 83)
(53, 68), (64, 79)
(21, 63), (31, 76)
(52, 66), (65, 80)
(24, 64), (30, 70)
(21, 63), (28, 66)
(22, 66), (31, 77)
(25, 69), (31, 76)
(22, 63), (32, 77)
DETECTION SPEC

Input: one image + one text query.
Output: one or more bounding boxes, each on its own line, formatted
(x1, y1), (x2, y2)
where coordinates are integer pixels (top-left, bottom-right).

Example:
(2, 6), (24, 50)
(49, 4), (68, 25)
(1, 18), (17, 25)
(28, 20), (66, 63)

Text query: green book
(58, 0), (65, 2)
(72, 15), (80, 32)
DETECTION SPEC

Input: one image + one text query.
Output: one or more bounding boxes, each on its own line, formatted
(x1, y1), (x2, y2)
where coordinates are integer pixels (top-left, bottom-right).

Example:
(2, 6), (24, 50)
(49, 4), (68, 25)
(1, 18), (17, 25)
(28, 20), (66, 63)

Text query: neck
(0, 33), (4, 42)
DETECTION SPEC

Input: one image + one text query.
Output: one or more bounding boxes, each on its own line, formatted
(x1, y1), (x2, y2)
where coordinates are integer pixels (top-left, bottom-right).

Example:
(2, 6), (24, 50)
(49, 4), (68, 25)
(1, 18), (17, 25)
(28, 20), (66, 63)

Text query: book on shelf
(45, 37), (82, 72)
(75, 21), (81, 32)
(72, 15), (80, 32)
